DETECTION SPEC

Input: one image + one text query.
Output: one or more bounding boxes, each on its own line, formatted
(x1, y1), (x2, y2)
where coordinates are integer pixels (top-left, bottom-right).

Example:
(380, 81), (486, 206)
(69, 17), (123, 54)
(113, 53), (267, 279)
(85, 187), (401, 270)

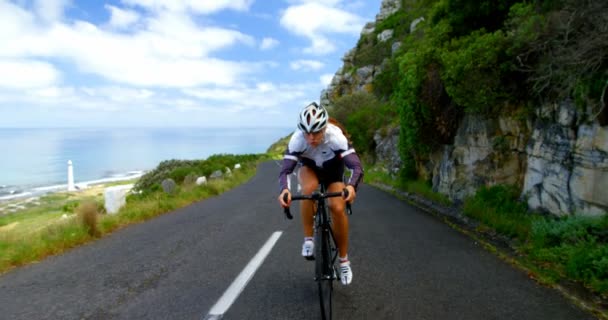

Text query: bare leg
(327, 182), (348, 258)
(298, 166), (319, 238)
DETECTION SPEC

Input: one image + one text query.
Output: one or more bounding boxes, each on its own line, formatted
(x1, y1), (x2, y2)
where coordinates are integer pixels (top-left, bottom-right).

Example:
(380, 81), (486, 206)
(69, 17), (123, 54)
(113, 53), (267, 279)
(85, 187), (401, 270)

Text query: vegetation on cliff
(325, 0), (608, 302)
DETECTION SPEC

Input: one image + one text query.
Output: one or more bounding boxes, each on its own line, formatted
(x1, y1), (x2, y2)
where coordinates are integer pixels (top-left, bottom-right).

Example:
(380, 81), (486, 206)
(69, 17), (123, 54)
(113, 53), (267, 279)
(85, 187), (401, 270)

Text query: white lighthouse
(67, 160), (75, 191)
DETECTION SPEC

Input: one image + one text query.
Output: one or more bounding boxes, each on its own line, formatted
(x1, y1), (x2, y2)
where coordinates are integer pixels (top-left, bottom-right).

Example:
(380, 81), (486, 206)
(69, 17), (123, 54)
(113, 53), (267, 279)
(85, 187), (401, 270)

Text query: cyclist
(278, 102), (364, 285)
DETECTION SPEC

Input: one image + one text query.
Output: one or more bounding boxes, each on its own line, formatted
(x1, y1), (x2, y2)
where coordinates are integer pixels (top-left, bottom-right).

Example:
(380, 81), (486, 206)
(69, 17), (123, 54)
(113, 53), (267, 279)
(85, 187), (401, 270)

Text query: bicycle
(283, 185), (352, 320)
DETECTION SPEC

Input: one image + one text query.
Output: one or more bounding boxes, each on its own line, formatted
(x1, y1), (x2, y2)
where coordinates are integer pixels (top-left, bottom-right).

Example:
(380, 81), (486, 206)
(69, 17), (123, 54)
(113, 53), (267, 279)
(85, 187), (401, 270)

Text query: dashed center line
(203, 231), (283, 320)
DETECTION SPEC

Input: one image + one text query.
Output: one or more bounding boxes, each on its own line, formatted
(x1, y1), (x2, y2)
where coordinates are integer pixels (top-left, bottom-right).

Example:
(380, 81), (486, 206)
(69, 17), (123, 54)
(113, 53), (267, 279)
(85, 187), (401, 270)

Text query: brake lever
(282, 193), (293, 220)
(343, 188), (353, 216)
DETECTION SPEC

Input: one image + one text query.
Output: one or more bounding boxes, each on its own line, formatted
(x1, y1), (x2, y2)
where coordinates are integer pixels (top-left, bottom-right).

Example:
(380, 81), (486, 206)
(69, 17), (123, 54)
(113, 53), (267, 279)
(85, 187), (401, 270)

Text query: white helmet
(298, 102), (328, 133)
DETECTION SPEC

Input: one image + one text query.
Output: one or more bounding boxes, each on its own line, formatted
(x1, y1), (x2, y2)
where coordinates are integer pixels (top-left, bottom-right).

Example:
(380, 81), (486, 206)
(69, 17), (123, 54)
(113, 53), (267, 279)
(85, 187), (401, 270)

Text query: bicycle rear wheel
(315, 226), (333, 320)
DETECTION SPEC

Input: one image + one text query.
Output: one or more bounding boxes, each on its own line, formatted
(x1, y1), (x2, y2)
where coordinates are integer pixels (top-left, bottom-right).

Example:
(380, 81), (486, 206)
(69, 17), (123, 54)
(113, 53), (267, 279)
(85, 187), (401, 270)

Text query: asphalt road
(0, 161), (596, 319)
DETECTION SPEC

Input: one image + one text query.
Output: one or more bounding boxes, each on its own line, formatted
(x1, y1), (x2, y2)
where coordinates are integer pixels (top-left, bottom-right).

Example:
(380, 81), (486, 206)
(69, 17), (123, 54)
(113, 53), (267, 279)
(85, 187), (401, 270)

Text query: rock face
(320, 0), (403, 110)
(429, 100), (608, 216)
(320, 0), (607, 217)
(434, 115), (530, 202)
(374, 127), (401, 174)
(522, 101), (608, 216)
(376, 0), (401, 21)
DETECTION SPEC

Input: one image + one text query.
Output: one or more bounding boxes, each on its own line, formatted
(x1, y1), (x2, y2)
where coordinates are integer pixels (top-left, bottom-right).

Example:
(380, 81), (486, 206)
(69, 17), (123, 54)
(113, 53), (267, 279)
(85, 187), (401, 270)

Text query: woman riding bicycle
(278, 102), (364, 285)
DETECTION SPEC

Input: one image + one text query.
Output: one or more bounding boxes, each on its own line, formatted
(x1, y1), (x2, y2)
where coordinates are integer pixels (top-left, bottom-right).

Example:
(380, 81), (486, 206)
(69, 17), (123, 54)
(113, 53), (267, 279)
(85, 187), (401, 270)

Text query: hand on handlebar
(278, 189), (291, 208)
(344, 185), (356, 203)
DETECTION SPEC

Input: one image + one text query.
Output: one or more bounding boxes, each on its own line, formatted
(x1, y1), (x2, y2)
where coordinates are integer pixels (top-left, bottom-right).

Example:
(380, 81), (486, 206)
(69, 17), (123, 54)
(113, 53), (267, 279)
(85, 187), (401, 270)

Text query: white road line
(203, 231), (283, 320)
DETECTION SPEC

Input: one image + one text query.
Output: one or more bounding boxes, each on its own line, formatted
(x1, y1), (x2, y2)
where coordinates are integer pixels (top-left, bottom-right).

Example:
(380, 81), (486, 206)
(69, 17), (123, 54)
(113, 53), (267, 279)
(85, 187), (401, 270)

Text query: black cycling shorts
(300, 157), (345, 188)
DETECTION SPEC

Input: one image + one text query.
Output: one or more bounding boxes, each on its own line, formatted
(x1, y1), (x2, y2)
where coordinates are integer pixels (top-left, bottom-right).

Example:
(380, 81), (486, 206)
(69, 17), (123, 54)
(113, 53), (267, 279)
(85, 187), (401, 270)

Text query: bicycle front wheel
(315, 227), (333, 320)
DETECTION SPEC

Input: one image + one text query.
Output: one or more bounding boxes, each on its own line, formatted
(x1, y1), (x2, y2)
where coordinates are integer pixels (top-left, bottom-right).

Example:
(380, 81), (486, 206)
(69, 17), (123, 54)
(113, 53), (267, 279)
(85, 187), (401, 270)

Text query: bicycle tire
(315, 225), (333, 320)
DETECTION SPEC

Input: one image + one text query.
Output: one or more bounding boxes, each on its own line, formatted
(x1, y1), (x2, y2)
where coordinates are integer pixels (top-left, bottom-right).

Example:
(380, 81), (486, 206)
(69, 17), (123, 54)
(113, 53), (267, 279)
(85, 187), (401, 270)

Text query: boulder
(410, 17), (425, 33)
(104, 184), (133, 214)
(377, 29), (394, 42)
(161, 179), (176, 194)
(361, 22), (375, 35)
(196, 176), (207, 185)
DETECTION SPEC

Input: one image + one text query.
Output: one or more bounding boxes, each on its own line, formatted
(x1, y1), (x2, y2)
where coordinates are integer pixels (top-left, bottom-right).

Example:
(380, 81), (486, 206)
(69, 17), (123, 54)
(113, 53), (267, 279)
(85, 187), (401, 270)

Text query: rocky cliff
(321, 0), (608, 217)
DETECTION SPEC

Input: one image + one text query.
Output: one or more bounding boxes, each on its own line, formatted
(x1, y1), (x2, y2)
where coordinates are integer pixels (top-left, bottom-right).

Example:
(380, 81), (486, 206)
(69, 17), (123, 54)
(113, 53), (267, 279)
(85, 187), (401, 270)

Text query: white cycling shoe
(339, 261), (353, 285)
(301, 240), (314, 259)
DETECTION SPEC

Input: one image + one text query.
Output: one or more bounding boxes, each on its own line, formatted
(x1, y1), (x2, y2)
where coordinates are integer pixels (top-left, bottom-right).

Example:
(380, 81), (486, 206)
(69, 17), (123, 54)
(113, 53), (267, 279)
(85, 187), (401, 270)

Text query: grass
(364, 163), (451, 206)
(462, 185), (608, 299)
(0, 161), (259, 275)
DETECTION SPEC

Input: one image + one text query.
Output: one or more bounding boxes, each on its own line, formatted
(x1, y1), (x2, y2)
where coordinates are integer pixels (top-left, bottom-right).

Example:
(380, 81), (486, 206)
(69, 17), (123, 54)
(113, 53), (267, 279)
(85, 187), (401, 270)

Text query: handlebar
(282, 188), (352, 220)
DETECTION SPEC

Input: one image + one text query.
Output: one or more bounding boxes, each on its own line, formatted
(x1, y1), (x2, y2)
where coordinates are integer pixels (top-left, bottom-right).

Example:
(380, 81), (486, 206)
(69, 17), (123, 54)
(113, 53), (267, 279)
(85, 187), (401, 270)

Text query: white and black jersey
(278, 124), (363, 192)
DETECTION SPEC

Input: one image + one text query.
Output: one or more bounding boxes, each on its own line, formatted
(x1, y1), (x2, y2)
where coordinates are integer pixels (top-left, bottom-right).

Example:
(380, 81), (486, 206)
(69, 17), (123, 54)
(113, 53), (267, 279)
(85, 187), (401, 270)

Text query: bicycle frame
(283, 186), (351, 320)
(313, 184), (339, 281)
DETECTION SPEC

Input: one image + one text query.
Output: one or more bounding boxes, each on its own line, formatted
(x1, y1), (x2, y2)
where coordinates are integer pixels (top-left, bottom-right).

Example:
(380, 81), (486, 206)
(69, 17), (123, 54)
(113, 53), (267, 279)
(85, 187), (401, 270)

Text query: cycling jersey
(278, 123), (364, 192)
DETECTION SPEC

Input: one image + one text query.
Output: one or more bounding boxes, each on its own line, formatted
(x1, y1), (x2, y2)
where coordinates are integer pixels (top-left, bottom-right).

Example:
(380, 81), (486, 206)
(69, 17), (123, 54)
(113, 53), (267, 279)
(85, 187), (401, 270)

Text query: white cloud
(320, 73), (334, 86)
(0, 59), (60, 89)
(285, 0), (343, 5)
(106, 5), (140, 29)
(121, 0), (254, 14)
(0, 4), (256, 87)
(260, 37), (279, 50)
(34, 0), (71, 23)
(182, 82), (310, 110)
(81, 86), (155, 102)
(28, 86), (74, 98)
(280, 2), (365, 55)
(290, 59), (324, 71)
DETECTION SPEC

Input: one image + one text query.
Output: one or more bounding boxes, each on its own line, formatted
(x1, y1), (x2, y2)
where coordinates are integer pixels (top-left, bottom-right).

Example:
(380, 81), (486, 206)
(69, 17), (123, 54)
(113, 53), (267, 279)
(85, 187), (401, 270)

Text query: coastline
(0, 171), (144, 210)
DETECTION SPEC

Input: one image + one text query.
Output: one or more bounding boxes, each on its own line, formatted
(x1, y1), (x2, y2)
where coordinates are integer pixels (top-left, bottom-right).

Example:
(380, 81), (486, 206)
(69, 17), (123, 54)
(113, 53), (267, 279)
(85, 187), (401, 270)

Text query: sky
(0, 0), (382, 128)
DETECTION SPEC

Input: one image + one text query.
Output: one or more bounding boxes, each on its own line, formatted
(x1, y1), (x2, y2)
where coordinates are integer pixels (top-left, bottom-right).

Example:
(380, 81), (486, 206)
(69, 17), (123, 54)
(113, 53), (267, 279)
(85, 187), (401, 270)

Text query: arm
(278, 154), (298, 193)
(341, 147), (364, 190)
(278, 133), (303, 207)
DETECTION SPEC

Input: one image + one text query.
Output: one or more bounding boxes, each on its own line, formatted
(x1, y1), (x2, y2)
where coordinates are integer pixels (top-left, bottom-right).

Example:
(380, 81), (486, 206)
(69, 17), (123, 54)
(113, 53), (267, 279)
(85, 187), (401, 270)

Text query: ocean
(0, 127), (292, 200)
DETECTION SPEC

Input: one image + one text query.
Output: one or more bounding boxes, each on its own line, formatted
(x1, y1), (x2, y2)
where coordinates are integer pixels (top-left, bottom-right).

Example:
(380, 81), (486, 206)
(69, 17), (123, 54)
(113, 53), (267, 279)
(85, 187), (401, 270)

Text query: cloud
(290, 59), (324, 71)
(121, 0), (254, 14)
(34, 0), (71, 23)
(105, 5), (140, 29)
(182, 82), (311, 110)
(260, 37), (279, 50)
(320, 73), (334, 86)
(280, 2), (365, 55)
(0, 59), (60, 89)
(0, 2), (257, 88)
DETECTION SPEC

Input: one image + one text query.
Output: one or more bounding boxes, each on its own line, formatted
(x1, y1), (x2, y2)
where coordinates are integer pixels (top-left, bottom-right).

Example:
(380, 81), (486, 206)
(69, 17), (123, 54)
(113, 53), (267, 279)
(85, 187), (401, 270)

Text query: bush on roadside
(134, 154), (265, 194)
(76, 200), (100, 237)
(463, 185), (533, 240)
(463, 184), (608, 296)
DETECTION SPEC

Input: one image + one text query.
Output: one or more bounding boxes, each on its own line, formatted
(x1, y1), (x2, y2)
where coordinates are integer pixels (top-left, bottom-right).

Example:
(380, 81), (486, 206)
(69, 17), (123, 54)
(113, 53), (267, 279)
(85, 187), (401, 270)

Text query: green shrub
(329, 92), (397, 157)
(528, 214), (608, 294)
(353, 34), (393, 68)
(375, 10), (410, 37)
(170, 167), (196, 184)
(440, 29), (511, 114)
(507, 0), (608, 109)
(463, 185), (533, 240)
(431, 0), (519, 37)
(373, 57), (401, 99)
(530, 215), (608, 249)
(135, 154), (264, 193)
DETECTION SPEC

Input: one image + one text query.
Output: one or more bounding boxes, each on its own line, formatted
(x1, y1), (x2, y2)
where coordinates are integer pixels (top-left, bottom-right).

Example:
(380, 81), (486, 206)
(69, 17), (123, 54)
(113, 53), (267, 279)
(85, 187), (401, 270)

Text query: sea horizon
(0, 126), (293, 200)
